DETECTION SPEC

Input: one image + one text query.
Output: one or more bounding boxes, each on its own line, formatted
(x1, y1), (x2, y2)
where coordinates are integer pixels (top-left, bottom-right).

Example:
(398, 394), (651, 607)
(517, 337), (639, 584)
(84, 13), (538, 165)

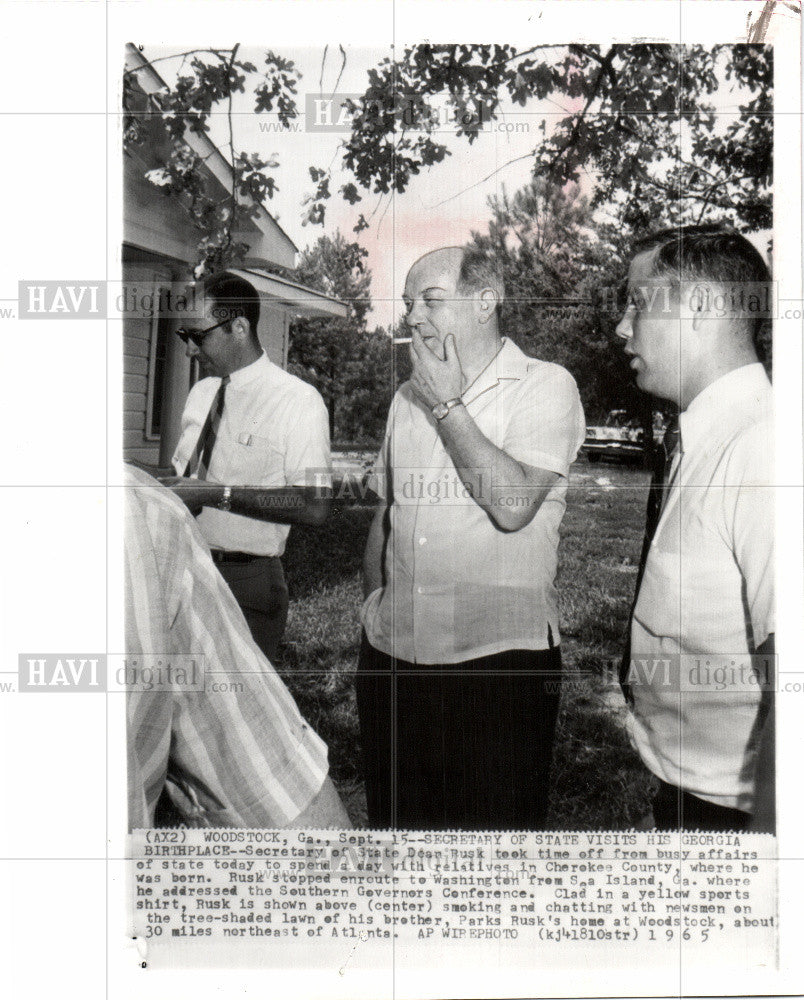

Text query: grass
(550, 464), (657, 827)
(278, 459), (657, 829)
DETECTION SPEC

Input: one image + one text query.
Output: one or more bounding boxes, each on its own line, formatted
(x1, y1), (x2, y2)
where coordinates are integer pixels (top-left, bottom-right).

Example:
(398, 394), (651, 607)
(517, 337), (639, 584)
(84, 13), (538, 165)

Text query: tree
(285, 233), (372, 440)
(124, 44), (772, 275)
(469, 178), (644, 423)
(334, 44), (771, 234)
(472, 178), (594, 348)
(124, 45), (302, 274)
(335, 326), (398, 444)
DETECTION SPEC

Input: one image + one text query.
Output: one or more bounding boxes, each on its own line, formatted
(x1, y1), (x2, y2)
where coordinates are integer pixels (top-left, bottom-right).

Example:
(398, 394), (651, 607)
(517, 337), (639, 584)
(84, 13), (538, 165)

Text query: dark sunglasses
(175, 316), (231, 348)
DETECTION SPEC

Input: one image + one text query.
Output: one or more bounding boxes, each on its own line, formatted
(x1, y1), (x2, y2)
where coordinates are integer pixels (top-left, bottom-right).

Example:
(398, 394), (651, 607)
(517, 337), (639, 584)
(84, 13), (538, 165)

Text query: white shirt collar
(227, 351), (272, 389)
(461, 337), (530, 405)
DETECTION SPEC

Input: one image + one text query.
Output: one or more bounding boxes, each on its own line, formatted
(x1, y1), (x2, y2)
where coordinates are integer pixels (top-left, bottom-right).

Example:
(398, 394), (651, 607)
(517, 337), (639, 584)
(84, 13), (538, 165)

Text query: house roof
(124, 44), (298, 268)
(230, 268), (348, 320)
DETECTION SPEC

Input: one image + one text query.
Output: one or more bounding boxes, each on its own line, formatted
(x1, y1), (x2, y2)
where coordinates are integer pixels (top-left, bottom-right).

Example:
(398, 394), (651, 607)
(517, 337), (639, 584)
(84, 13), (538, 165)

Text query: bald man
(357, 246), (585, 829)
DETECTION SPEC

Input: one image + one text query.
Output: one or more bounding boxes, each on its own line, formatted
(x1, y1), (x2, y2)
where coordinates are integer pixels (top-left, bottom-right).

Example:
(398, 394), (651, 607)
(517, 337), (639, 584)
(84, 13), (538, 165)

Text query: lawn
(279, 458), (656, 828)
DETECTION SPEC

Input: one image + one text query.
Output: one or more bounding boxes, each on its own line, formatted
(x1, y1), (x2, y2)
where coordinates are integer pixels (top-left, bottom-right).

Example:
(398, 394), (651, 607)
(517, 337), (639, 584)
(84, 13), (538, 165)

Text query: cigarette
(393, 337), (412, 345)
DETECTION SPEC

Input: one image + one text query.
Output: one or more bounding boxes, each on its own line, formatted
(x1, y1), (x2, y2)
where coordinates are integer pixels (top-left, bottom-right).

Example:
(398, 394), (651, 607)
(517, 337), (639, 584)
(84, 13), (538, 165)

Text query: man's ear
(477, 288), (497, 324)
(692, 294), (706, 332)
(688, 281), (712, 332)
(230, 315), (250, 339)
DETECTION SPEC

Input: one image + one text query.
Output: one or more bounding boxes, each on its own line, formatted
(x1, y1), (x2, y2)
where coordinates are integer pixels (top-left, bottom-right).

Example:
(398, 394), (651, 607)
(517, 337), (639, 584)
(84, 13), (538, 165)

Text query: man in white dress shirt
(616, 225), (775, 832)
(165, 272), (331, 662)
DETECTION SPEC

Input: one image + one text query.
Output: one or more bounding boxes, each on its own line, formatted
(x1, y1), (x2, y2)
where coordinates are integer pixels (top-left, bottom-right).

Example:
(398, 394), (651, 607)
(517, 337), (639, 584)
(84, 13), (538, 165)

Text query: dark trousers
(355, 633), (562, 830)
(216, 555), (289, 663)
(652, 779), (752, 831)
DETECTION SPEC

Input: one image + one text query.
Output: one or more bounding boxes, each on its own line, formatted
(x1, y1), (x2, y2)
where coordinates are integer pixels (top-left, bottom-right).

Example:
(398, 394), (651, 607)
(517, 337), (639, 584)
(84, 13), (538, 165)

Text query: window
(145, 291), (172, 439)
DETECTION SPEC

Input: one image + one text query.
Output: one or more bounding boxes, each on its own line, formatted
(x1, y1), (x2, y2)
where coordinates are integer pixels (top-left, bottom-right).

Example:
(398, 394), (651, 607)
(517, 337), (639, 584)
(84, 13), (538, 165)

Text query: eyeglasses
(175, 317), (230, 348)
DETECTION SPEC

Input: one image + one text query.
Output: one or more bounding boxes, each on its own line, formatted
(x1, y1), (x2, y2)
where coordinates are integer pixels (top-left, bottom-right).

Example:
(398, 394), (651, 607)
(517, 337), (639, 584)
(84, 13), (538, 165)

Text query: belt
(211, 550), (261, 564)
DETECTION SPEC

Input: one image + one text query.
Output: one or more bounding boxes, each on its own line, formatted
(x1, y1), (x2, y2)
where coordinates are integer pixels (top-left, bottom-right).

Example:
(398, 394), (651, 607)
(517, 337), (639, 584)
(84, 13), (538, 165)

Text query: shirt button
(418, 537), (426, 545)
(417, 587), (424, 594)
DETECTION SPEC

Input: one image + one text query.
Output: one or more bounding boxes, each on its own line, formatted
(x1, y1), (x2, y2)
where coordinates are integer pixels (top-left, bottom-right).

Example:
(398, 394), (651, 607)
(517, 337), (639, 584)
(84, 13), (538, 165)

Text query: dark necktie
(619, 416), (681, 703)
(183, 376), (230, 479)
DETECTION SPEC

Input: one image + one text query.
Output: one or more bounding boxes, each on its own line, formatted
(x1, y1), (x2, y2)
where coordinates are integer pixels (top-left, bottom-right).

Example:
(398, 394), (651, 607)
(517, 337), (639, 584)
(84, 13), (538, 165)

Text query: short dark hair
(457, 246), (505, 312)
(635, 224), (770, 289)
(204, 272), (261, 334)
(634, 225), (771, 342)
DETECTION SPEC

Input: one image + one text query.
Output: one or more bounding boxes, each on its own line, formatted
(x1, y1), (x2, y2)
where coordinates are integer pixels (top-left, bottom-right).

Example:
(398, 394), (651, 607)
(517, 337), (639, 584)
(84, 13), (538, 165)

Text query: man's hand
(409, 327), (464, 410)
(159, 476), (221, 516)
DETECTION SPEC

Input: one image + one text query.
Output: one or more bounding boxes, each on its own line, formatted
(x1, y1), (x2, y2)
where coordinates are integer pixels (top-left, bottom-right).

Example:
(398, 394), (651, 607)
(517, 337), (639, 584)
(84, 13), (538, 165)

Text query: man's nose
(615, 312), (632, 341)
(185, 339), (199, 359)
(405, 298), (425, 326)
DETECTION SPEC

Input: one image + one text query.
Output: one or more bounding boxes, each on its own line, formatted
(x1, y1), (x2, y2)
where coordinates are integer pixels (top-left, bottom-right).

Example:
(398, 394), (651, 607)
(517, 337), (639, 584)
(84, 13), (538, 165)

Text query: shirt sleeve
(161, 496), (329, 826)
(284, 386), (332, 488)
(503, 364), (586, 477)
(724, 419), (775, 649)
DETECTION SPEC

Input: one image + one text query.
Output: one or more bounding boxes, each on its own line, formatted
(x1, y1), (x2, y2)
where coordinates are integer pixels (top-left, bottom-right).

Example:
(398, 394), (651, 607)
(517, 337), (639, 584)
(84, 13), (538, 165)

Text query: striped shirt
(125, 466), (329, 829)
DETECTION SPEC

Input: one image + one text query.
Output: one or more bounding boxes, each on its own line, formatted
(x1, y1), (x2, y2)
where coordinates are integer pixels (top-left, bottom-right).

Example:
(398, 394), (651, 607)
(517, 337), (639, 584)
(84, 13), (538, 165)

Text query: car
(582, 409), (646, 464)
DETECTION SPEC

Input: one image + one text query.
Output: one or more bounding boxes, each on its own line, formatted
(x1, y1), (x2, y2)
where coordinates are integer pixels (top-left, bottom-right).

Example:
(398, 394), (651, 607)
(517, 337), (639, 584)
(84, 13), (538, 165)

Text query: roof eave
(124, 43), (299, 267)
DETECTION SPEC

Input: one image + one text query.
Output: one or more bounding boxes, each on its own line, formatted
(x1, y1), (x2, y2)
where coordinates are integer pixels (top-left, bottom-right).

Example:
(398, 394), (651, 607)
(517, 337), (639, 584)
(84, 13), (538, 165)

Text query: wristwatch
(431, 397), (463, 421)
(218, 485), (232, 512)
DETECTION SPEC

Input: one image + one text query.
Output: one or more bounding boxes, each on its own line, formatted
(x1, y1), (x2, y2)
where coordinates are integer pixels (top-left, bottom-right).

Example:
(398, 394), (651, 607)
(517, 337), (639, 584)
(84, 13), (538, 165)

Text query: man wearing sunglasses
(163, 271), (332, 663)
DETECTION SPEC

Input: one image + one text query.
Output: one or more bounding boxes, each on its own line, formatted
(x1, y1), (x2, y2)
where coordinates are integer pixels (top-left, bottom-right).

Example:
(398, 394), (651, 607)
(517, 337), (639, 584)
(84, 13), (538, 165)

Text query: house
(123, 44), (347, 467)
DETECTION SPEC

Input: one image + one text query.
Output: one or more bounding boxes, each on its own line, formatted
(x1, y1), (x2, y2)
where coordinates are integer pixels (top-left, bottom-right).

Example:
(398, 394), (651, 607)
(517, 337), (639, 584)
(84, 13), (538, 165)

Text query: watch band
(432, 397), (464, 421)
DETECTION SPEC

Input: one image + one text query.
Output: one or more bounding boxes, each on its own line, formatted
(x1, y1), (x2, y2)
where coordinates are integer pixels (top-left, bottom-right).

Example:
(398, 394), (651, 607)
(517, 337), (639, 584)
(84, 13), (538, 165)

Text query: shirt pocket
(224, 433), (285, 486)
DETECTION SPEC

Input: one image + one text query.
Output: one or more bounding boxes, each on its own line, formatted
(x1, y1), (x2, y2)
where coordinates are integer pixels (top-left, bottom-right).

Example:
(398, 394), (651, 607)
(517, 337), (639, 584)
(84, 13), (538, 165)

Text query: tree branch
(222, 43), (240, 262)
(429, 151), (536, 208)
(123, 48), (231, 78)
(332, 44), (348, 95)
(495, 45), (561, 69)
(695, 177), (739, 221)
(319, 44), (328, 95)
(544, 46), (616, 177)
(614, 116), (727, 187)
(628, 160), (753, 213)
(568, 44), (618, 87)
